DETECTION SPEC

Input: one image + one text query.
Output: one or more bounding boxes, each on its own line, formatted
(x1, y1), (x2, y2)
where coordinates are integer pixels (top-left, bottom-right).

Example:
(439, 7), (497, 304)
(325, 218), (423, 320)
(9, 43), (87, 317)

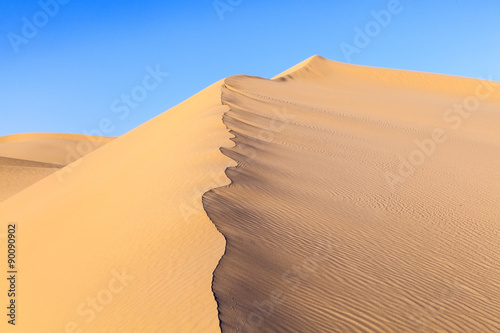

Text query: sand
(204, 56), (500, 332)
(0, 84), (232, 332)
(0, 133), (114, 165)
(0, 156), (62, 202)
(1, 55), (499, 332)
(0, 133), (113, 202)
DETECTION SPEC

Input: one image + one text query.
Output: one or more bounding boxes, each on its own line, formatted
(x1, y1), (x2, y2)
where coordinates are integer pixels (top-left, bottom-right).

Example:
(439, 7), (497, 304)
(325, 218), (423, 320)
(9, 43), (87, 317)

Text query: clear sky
(1, 0), (499, 136)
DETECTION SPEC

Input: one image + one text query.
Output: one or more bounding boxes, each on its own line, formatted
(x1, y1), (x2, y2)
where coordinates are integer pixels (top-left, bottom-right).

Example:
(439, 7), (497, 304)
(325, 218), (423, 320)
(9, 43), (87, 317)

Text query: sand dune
(0, 133), (113, 201)
(0, 133), (114, 165)
(1, 56), (499, 332)
(0, 84), (232, 332)
(0, 156), (62, 202)
(204, 56), (500, 332)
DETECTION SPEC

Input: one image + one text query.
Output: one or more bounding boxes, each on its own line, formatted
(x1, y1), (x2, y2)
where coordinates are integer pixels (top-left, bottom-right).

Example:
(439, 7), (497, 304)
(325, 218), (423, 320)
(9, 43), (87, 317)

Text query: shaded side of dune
(203, 57), (500, 332)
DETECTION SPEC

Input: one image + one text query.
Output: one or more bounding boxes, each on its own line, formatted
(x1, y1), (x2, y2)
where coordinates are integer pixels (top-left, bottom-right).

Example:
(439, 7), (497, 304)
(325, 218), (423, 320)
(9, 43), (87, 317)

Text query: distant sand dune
(0, 156), (62, 202)
(0, 133), (114, 165)
(0, 133), (113, 201)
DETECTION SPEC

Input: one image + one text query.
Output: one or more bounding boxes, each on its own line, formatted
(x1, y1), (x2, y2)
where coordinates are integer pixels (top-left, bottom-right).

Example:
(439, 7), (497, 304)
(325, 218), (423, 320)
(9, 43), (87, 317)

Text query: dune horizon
(1, 55), (500, 332)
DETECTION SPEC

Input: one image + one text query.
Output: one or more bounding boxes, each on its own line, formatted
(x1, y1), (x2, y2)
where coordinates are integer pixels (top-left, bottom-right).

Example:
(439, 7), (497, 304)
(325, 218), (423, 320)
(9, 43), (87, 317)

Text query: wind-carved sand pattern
(203, 56), (500, 332)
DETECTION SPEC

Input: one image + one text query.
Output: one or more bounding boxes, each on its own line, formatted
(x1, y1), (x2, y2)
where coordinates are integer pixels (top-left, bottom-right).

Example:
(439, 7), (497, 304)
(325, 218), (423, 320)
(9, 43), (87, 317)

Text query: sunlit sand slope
(0, 82), (232, 332)
(204, 56), (500, 332)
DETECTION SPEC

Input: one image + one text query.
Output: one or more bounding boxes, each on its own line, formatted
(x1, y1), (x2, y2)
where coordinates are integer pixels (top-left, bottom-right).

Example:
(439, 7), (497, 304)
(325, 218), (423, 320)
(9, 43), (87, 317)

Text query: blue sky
(1, 0), (499, 136)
